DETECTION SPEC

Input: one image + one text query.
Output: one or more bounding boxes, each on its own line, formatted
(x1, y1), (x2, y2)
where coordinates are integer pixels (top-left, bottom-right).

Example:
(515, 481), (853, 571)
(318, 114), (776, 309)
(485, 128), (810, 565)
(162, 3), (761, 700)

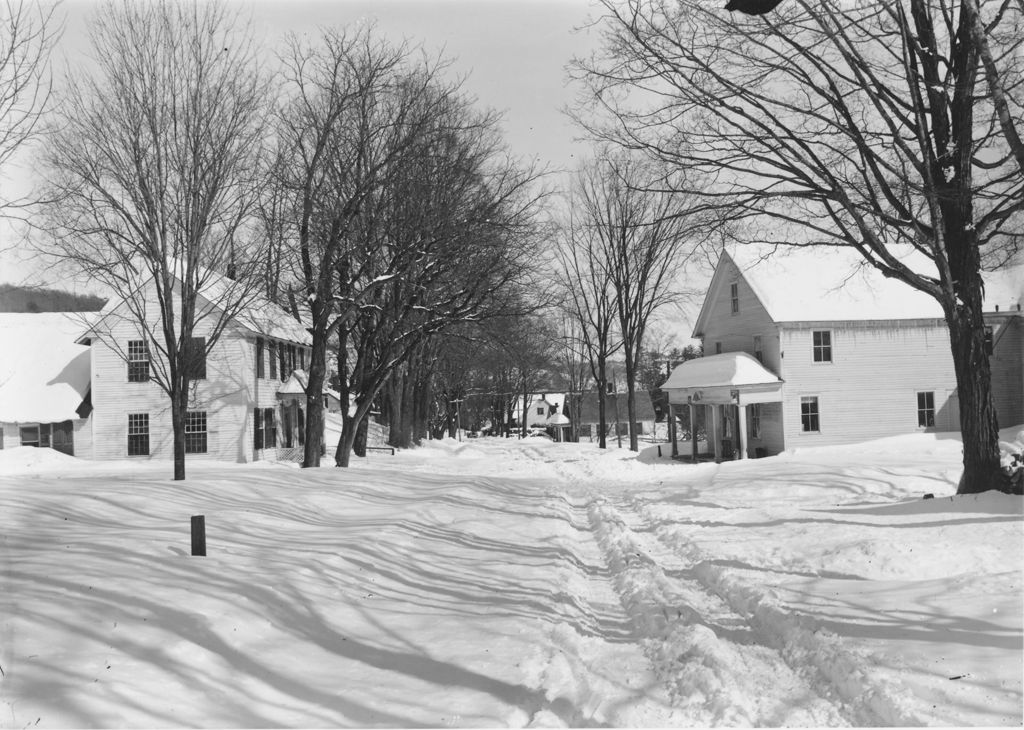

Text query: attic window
(730, 282), (739, 314)
(753, 335), (763, 363)
(536, 407), (545, 415)
(984, 326), (993, 356)
(187, 337), (206, 380)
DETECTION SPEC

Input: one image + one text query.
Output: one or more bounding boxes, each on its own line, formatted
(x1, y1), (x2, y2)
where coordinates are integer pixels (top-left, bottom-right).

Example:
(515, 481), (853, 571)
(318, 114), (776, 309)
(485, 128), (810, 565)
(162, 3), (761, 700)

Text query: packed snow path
(2, 433), (1021, 727)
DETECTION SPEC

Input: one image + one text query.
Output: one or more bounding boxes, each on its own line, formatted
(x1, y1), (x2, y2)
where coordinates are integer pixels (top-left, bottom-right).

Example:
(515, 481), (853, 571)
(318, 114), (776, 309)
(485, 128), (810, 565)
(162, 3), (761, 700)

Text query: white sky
(0, 0), (603, 289)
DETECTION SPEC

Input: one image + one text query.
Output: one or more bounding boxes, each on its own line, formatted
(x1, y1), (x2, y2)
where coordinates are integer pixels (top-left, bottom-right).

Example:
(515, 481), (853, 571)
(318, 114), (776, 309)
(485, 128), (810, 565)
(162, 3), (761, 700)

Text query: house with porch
(663, 246), (1023, 460)
(0, 270), (331, 464)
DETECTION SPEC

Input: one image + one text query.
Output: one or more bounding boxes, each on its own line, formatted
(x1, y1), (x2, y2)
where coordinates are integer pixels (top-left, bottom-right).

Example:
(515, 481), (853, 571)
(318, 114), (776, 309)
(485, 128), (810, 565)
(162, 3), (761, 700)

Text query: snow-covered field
(2, 430), (1021, 727)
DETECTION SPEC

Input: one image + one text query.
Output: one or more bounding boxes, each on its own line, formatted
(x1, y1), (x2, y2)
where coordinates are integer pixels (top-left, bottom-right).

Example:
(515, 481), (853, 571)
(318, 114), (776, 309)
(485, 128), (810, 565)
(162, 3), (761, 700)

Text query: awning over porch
(662, 352), (783, 405)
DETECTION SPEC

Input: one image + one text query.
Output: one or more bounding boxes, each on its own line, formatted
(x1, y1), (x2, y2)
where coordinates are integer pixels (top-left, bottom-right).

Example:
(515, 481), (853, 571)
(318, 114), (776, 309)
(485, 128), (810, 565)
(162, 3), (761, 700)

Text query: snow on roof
(662, 352), (782, 390)
(82, 265), (310, 346)
(723, 245), (1022, 323)
(0, 313), (92, 423)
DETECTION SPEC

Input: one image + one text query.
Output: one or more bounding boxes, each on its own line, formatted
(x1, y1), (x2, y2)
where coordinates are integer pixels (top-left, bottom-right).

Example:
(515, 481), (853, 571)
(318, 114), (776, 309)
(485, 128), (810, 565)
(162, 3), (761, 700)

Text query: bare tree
(574, 0), (1024, 490)
(42, 0), (268, 480)
(0, 0), (55, 215)
(564, 154), (698, 451)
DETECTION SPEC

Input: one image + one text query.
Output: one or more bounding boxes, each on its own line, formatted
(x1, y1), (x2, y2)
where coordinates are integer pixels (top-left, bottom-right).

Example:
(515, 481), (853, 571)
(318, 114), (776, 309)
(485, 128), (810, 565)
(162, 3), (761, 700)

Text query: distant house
(574, 391), (658, 442)
(0, 271), (330, 464)
(663, 247), (1023, 460)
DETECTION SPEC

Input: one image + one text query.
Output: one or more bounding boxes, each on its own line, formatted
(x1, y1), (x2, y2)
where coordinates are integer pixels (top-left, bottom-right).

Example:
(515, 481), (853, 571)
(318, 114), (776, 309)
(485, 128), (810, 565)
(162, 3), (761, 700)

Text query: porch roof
(662, 352), (783, 405)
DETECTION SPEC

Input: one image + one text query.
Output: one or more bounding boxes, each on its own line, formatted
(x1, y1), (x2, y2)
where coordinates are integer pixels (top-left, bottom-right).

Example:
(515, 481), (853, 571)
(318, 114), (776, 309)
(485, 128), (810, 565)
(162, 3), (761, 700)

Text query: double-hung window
(185, 411), (207, 454)
(812, 330), (832, 363)
(127, 340), (150, 382)
(801, 396), (820, 432)
(730, 282), (739, 314)
(917, 392), (935, 427)
(128, 413), (149, 456)
(263, 408), (277, 448)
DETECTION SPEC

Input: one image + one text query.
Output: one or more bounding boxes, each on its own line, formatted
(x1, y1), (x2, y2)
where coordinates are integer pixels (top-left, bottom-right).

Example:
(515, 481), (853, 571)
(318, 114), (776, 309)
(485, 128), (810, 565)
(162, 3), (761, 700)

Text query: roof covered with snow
(0, 313), (92, 423)
(699, 245), (1023, 331)
(82, 265), (310, 346)
(662, 352), (783, 390)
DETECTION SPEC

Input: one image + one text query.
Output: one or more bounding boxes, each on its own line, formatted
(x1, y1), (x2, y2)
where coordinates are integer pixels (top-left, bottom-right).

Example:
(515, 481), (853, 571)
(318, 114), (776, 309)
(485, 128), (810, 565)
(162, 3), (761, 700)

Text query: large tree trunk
(354, 416), (368, 457)
(336, 411), (356, 467)
(171, 385), (187, 480)
(624, 352), (639, 452)
(948, 307), (1006, 494)
(596, 355), (608, 449)
(303, 321), (328, 468)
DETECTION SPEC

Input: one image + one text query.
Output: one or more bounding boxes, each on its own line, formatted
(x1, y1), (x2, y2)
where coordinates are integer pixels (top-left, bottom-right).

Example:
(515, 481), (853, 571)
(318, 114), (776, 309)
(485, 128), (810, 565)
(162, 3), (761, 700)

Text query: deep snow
(1, 430), (1021, 727)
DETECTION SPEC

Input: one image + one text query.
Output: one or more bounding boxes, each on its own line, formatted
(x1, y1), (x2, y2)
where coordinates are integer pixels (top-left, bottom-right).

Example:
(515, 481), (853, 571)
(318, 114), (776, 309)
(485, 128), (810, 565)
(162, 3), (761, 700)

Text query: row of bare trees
(22, 1), (546, 478)
(571, 0), (1024, 491)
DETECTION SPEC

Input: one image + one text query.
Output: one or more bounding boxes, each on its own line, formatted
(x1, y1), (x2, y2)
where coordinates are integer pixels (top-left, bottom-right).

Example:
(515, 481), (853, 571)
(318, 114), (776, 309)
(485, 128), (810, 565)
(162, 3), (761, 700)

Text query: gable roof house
(0, 313), (95, 455)
(663, 246), (1023, 461)
(0, 271), (319, 464)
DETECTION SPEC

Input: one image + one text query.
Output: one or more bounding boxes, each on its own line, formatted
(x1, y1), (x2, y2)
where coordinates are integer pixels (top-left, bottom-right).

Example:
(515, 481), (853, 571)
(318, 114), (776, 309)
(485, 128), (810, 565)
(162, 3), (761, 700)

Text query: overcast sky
(0, 0), (603, 288)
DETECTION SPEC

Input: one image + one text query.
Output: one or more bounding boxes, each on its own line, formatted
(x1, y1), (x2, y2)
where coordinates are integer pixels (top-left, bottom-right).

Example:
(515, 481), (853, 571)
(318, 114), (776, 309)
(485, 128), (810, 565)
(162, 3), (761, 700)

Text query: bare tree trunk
(303, 317), (328, 467)
(171, 386), (187, 481)
(354, 416), (368, 457)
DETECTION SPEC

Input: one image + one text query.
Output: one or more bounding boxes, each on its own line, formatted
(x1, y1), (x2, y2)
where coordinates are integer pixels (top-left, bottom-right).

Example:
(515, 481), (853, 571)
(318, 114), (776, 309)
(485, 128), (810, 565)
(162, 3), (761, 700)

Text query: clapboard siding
(699, 257), (782, 375)
(990, 316), (1023, 427)
(778, 321), (959, 448)
(90, 309), (256, 461)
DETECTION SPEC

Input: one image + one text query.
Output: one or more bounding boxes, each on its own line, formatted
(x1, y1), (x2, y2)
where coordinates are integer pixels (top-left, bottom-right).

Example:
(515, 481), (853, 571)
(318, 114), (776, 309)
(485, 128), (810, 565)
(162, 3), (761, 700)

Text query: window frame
(254, 407), (264, 451)
(753, 335), (763, 364)
(256, 337), (265, 379)
(812, 330), (832, 363)
(127, 339), (150, 382)
(263, 408), (277, 449)
(917, 391), (936, 428)
(730, 282), (739, 314)
(184, 411), (208, 454)
(800, 396), (821, 433)
(750, 403), (762, 439)
(127, 413), (150, 456)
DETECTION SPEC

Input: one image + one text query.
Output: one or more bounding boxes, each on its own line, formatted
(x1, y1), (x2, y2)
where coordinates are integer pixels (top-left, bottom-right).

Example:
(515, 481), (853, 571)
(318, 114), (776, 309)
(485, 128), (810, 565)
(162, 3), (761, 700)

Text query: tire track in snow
(627, 495), (929, 727)
(587, 496), (852, 727)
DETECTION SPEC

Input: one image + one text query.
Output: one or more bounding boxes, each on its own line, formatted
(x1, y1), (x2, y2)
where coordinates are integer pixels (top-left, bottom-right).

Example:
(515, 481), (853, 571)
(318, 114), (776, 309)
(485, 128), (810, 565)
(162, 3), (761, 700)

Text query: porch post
(736, 403), (748, 460)
(669, 403), (679, 457)
(689, 402), (698, 461)
(711, 405), (722, 463)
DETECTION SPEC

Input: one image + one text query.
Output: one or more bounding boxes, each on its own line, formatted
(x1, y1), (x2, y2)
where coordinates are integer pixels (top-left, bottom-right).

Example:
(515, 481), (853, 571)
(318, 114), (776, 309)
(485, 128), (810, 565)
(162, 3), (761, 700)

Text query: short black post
(191, 515), (206, 556)
(658, 445), (662, 458)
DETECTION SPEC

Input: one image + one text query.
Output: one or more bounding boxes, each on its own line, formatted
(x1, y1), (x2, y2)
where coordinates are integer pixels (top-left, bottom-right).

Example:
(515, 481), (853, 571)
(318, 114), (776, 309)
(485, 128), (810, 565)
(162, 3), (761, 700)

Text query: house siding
(989, 315), (1024, 428)
(699, 258), (782, 374)
(778, 320), (960, 448)
(89, 315), (256, 462)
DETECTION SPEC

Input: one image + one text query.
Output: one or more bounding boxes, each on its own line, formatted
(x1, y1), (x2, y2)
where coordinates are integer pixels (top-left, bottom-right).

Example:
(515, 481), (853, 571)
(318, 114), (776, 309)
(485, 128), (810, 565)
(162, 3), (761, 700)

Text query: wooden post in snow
(191, 515), (206, 556)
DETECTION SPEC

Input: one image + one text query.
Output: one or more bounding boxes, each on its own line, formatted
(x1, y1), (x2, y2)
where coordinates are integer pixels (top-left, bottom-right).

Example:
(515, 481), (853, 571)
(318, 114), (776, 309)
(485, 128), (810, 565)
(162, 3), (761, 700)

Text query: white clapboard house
(0, 270), (319, 463)
(663, 246), (1023, 460)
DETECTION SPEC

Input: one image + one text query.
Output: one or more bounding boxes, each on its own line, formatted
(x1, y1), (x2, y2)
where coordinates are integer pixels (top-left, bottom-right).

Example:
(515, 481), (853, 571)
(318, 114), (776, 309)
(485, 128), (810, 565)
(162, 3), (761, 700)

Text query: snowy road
(2, 434), (1022, 727)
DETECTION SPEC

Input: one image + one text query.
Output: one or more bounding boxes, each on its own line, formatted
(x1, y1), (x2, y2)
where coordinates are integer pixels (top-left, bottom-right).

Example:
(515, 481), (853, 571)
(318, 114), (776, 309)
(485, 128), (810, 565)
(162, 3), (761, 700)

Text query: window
(283, 408), (293, 448)
(800, 397), (820, 432)
(715, 342), (722, 354)
(750, 403), (761, 439)
(288, 345), (296, 373)
(812, 330), (832, 362)
(753, 335), (763, 363)
(984, 326), (994, 356)
(300, 347), (305, 370)
(256, 338), (265, 379)
(269, 341), (277, 379)
(917, 391), (935, 427)
(19, 425), (39, 447)
(536, 407), (545, 415)
(263, 408), (277, 449)
(127, 340), (150, 382)
(127, 413), (149, 456)
(254, 408), (263, 450)
(187, 337), (206, 380)
(730, 282), (739, 314)
(185, 411), (207, 454)
(39, 423), (51, 448)
(278, 344), (286, 381)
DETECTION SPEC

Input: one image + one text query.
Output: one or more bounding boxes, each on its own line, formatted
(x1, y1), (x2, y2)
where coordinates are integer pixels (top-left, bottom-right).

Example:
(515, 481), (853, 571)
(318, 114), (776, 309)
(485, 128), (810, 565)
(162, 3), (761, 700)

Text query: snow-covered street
(2, 433), (1022, 727)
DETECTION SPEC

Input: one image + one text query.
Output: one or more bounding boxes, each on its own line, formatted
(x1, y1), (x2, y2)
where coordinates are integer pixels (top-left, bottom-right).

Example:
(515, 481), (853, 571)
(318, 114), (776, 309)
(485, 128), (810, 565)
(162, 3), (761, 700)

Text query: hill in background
(0, 283), (106, 313)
